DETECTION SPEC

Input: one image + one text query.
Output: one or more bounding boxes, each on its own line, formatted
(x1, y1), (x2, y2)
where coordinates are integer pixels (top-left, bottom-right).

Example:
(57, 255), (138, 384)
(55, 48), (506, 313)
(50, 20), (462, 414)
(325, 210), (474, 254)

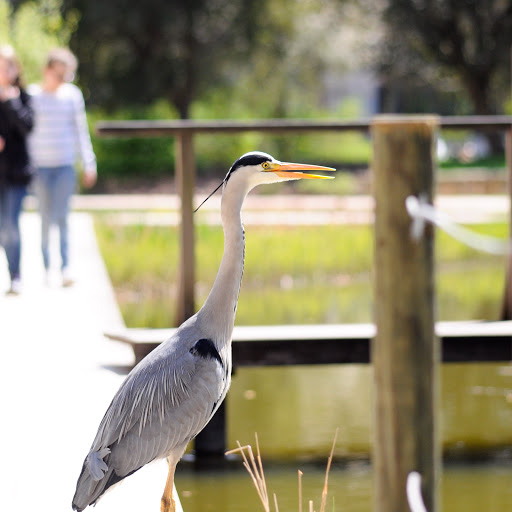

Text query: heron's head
(195, 151), (335, 211)
(226, 151), (335, 188)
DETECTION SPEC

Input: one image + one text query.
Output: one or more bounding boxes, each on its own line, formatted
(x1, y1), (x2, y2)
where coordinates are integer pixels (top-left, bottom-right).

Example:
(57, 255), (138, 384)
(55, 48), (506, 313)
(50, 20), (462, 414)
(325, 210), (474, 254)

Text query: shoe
(7, 277), (22, 295)
(62, 268), (75, 287)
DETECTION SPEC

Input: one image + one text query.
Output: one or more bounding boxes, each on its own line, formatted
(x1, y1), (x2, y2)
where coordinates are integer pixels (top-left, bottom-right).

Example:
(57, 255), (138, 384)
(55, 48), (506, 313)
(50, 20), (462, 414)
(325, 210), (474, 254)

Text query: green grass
(94, 221), (508, 327)
(439, 155), (506, 170)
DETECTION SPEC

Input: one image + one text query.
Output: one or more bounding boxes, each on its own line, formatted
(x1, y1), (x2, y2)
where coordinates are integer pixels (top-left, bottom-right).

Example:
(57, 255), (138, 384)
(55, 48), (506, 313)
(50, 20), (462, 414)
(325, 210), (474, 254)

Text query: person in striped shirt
(28, 48), (96, 286)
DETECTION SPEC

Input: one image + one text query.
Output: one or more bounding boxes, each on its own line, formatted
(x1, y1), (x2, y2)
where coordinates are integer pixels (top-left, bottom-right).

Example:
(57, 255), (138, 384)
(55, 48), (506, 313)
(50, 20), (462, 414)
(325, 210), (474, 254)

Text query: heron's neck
(198, 186), (246, 342)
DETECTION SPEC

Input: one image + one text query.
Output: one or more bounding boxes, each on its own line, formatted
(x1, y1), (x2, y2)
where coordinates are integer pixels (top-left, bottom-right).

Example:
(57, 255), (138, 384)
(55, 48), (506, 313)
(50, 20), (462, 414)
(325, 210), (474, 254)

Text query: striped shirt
(27, 83), (96, 173)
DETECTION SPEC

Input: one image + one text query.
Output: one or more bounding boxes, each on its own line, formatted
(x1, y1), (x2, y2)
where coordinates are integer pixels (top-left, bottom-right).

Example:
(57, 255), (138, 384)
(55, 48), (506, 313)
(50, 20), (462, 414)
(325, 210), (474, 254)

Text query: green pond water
(175, 461), (512, 512)
(226, 364), (512, 458)
(176, 363), (512, 510)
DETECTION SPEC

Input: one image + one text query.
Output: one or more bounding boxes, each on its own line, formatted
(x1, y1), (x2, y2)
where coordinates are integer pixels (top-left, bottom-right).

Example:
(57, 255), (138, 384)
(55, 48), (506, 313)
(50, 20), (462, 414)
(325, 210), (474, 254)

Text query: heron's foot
(160, 494), (176, 512)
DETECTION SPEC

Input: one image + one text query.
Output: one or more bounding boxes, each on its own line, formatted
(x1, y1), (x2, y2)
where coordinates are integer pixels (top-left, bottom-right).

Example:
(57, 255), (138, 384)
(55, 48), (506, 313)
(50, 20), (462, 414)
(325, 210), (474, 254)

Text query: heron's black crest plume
(194, 151), (273, 213)
(194, 179), (225, 213)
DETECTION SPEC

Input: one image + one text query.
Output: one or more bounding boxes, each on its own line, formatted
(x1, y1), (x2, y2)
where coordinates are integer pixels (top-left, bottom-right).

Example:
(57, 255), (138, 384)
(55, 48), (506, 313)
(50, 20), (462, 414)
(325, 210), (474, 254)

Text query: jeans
(35, 165), (76, 270)
(0, 184), (27, 280)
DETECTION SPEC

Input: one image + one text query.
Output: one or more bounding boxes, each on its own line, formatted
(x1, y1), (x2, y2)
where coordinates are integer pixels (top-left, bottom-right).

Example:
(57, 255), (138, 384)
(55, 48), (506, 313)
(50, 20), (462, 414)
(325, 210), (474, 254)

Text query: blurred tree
(381, 0), (512, 118)
(60, 0), (282, 118)
(61, 0), (347, 119)
(0, 0), (77, 84)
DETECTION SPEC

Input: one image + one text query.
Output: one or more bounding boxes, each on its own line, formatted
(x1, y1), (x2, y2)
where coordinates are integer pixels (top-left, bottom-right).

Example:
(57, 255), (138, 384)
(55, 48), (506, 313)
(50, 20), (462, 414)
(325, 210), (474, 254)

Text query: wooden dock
(104, 320), (512, 460)
(105, 321), (512, 368)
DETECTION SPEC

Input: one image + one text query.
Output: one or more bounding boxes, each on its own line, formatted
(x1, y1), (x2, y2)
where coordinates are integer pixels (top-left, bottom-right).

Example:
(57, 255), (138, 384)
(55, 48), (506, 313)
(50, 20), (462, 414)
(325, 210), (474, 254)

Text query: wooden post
(501, 127), (512, 319)
(194, 401), (227, 459)
(175, 132), (196, 326)
(372, 116), (440, 512)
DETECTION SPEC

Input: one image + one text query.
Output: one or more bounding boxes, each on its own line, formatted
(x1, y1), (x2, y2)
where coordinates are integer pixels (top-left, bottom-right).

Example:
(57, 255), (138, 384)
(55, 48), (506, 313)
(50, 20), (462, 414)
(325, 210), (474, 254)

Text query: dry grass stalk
(273, 493), (279, 512)
(319, 427), (339, 512)
(227, 431), (339, 512)
(255, 433), (269, 504)
(298, 470), (303, 512)
(226, 436), (270, 512)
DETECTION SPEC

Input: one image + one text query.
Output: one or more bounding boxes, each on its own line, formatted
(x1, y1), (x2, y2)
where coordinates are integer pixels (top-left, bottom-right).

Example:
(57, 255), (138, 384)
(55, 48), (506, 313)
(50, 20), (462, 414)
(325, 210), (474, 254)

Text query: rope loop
(406, 195), (509, 255)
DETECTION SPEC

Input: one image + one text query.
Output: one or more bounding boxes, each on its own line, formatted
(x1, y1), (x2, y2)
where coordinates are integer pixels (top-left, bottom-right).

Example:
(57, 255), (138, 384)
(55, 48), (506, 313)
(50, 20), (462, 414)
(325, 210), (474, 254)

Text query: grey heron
(72, 151), (335, 512)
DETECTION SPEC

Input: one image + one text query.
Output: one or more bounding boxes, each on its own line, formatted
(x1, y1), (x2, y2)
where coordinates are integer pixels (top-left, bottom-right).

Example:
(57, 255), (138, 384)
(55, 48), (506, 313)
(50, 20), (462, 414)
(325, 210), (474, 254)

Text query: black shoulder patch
(190, 339), (223, 367)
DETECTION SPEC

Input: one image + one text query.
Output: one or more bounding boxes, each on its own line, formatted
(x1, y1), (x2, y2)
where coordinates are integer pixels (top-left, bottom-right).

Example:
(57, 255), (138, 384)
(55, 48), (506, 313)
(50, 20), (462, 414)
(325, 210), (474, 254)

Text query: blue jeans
(0, 184), (27, 280)
(35, 165), (76, 270)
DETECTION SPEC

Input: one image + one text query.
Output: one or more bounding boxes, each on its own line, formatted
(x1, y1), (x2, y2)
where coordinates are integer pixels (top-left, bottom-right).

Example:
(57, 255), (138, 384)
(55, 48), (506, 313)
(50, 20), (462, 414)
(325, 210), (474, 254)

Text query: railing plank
(96, 118), (373, 136)
(96, 116), (512, 137)
(105, 321), (512, 366)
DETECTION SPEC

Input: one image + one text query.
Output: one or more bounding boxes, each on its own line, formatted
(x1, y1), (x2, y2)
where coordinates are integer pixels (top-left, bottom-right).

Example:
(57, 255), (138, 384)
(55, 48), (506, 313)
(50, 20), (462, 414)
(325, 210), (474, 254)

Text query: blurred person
(28, 48), (96, 287)
(0, 45), (34, 295)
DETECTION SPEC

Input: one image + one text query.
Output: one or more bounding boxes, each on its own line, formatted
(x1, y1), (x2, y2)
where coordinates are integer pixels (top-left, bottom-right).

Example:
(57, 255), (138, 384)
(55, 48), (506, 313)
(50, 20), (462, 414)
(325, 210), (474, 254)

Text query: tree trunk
(176, 99), (190, 120)
(465, 71), (503, 154)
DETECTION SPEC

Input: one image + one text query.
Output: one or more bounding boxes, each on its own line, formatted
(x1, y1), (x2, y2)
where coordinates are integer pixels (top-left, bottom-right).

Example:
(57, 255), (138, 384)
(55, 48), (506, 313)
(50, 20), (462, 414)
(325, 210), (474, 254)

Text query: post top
(372, 114), (440, 128)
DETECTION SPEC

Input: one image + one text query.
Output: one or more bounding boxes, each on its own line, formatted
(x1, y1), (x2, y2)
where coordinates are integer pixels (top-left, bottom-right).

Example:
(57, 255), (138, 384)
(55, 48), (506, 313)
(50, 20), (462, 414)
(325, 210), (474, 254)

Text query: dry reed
(226, 428), (339, 512)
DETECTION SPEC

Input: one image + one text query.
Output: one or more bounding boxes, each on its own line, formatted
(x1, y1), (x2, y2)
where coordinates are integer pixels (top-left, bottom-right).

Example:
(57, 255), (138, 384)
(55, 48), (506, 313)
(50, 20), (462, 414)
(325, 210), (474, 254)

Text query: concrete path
(0, 212), (181, 512)
(80, 193), (511, 226)
(23, 193), (510, 225)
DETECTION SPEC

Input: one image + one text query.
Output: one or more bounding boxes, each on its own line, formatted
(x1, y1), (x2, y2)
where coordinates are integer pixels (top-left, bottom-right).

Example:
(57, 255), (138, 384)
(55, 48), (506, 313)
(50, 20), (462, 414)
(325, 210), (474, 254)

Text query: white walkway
(0, 212), (181, 512)
(67, 193), (510, 226)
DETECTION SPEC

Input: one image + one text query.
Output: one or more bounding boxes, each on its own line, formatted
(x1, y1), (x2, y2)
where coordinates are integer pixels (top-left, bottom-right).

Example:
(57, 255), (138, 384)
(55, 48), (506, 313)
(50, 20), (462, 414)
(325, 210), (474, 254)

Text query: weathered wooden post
(500, 127), (512, 319)
(174, 131), (227, 459)
(372, 115), (440, 512)
(175, 132), (196, 326)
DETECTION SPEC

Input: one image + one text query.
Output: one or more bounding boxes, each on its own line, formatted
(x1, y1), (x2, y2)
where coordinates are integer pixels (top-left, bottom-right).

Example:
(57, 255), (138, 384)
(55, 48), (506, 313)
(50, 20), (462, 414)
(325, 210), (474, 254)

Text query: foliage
(63, 0), (251, 117)
(380, 0), (512, 117)
(6, 0), (512, 123)
(191, 96), (371, 174)
(87, 102), (178, 179)
(439, 155), (506, 171)
(61, 0), (342, 120)
(94, 220), (507, 328)
(505, 96), (512, 115)
(0, 0), (77, 84)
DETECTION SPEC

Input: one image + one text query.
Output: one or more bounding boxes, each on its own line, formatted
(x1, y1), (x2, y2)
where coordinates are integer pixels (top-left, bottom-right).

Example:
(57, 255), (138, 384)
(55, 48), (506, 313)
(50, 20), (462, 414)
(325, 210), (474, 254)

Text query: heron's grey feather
(88, 447), (110, 480)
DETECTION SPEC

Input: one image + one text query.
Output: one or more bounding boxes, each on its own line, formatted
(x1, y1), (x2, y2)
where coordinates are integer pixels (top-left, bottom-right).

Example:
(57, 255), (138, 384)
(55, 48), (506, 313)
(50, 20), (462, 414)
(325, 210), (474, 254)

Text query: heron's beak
(265, 161), (336, 179)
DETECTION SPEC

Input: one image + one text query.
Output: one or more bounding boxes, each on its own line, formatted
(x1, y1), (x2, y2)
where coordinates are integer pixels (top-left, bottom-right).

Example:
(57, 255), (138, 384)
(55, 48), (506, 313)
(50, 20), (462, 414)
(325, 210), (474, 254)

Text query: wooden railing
(98, 116), (512, 511)
(96, 116), (512, 325)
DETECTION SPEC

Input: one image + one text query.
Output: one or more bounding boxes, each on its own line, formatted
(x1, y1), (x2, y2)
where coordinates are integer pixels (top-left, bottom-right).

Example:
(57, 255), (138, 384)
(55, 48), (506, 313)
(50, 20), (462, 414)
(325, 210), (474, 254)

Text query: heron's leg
(161, 459), (176, 512)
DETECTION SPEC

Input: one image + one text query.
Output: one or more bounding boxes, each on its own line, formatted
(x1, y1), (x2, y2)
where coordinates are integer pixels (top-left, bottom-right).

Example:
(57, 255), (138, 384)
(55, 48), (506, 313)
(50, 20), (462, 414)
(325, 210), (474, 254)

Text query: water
(176, 363), (512, 510)
(226, 364), (512, 458)
(176, 460), (373, 512)
(175, 462), (512, 512)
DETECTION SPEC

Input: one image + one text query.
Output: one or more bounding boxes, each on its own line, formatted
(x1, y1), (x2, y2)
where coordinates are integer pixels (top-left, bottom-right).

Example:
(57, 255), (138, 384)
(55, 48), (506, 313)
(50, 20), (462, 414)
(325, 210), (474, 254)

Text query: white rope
(406, 472), (428, 512)
(406, 195), (510, 255)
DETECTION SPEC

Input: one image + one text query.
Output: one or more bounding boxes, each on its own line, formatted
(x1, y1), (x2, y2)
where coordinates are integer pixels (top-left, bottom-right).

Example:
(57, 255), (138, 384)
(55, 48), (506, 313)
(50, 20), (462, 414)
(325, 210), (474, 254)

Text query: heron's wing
(95, 329), (228, 470)
(73, 328), (230, 510)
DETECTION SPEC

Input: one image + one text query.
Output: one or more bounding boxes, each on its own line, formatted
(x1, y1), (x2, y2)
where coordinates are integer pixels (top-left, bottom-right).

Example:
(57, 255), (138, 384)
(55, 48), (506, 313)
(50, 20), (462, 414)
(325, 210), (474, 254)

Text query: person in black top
(0, 45), (34, 295)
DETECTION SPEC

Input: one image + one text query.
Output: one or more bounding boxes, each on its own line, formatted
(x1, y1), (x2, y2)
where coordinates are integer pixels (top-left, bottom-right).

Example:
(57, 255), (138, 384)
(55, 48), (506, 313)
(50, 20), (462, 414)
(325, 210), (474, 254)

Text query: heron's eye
(262, 162), (271, 170)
